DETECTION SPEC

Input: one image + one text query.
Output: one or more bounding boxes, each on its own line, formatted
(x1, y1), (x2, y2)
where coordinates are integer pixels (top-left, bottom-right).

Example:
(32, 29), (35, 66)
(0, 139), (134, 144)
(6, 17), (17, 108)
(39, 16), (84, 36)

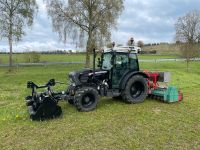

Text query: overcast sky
(0, 0), (200, 52)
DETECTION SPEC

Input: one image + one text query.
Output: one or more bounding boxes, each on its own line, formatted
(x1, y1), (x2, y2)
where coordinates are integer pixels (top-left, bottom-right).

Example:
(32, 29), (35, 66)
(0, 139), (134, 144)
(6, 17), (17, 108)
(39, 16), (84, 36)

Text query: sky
(0, 0), (200, 52)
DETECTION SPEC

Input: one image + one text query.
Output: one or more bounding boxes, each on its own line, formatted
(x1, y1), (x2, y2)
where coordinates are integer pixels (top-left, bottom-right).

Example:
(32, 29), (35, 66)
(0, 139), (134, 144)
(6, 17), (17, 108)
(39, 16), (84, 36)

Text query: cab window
(115, 54), (129, 68)
(102, 53), (113, 70)
(129, 53), (138, 70)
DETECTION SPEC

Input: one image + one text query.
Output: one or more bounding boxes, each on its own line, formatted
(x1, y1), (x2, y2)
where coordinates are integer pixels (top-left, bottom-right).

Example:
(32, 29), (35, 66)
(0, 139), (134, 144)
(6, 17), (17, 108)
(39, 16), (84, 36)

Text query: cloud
(0, 0), (73, 52)
(15, 41), (73, 51)
(112, 0), (200, 44)
(0, 0), (200, 52)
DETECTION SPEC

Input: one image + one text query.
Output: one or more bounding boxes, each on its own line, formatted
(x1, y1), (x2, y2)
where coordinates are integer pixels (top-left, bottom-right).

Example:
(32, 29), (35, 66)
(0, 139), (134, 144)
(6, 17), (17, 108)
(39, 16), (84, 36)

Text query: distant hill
(143, 43), (181, 55)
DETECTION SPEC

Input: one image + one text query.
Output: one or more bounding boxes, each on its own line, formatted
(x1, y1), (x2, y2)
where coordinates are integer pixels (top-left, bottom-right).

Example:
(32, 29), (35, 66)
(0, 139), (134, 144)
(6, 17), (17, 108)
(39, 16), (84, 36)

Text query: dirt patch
(152, 107), (162, 114)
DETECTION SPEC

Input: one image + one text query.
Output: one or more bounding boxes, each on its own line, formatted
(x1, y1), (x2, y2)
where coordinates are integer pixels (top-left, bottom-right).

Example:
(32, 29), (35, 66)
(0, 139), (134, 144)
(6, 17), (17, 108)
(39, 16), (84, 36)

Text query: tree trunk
(186, 59), (189, 72)
(8, 35), (13, 67)
(9, 16), (13, 68)
(85, 40), (90, 68)
(85, 31), (92, 68)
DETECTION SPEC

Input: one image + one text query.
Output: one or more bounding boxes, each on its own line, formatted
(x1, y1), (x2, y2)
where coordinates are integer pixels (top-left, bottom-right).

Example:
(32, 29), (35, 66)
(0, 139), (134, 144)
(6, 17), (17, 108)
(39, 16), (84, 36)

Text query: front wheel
(74, 87), (99, 112)
(122, 75), (148, 104)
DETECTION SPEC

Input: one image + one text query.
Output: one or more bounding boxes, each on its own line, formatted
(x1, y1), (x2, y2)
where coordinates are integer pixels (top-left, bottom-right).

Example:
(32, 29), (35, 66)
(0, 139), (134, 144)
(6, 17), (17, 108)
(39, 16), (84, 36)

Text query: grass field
(142, 44), (181, 55)
(0, 53), (181, 64)
(0, 56), (200, 149)
(0, 54), (86, 64)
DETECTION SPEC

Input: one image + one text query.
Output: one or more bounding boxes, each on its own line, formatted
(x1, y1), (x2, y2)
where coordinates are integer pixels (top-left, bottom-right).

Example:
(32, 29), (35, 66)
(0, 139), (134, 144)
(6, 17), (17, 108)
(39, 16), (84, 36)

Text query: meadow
(0, 53), (181, 65)
(0, 54), (200, 149)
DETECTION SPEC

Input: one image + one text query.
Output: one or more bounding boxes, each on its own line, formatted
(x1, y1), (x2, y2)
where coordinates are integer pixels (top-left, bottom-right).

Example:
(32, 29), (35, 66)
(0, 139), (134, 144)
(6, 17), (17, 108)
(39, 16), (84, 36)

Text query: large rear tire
(122, 75), (148, 103)
(74, 87), (99, 112)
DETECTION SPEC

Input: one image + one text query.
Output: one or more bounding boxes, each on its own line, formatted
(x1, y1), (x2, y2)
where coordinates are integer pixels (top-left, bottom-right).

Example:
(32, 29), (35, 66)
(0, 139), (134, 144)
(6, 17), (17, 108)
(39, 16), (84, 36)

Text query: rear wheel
(74, 87), (99, 112)
(122, 75), (148, 103)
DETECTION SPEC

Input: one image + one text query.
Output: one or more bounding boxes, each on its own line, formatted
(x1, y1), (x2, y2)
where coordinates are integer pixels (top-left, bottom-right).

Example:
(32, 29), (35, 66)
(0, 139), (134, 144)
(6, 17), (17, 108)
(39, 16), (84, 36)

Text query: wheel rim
(81, 93), (95, 108)
(130, 81), (144, 99)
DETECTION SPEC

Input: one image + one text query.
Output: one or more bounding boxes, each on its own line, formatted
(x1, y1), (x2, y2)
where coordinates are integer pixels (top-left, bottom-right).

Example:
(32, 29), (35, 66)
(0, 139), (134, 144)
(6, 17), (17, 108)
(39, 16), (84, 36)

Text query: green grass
(0, 53), (182, 64)
(0, 58), (200, 149)
(142, 44), (181, 55)
(0, 54), (86, 64)
(138, 54), (181, 60)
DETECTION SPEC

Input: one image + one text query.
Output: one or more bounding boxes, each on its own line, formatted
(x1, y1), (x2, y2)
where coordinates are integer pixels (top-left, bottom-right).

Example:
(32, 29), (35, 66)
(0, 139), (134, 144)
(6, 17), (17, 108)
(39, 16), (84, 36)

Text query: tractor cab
(99, 47), (140, 88)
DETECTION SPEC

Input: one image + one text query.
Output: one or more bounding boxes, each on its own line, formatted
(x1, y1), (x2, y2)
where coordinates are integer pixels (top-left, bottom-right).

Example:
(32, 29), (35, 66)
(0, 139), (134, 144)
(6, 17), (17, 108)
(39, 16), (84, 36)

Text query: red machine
(144, 70), (183, 102)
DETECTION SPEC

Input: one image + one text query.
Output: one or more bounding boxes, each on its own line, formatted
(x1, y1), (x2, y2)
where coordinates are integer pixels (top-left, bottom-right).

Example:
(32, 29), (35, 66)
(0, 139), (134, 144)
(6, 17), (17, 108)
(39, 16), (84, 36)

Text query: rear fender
(120, 71), (149, 90)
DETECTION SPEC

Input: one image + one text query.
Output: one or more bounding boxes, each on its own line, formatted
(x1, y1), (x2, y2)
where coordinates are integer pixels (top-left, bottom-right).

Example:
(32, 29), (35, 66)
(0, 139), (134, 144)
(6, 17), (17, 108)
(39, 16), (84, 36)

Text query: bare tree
(0, 0), (38, 67)
(175, 10), (200, 71)
(137, 40), (144, 47)
(180, 43), (200, 71)
(175, 10), (200, 44)
(24, 51), (41, 63)
(45, 0), (124, 67)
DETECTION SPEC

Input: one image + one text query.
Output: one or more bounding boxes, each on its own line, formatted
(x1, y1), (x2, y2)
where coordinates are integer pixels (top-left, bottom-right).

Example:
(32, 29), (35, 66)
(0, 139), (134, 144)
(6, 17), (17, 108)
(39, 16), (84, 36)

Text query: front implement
(25, 79), (64, 121)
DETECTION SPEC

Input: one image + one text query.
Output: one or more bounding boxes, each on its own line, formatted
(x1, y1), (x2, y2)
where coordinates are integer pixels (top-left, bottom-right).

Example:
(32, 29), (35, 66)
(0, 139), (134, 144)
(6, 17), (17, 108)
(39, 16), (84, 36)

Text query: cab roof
(104, 46), (138, 53)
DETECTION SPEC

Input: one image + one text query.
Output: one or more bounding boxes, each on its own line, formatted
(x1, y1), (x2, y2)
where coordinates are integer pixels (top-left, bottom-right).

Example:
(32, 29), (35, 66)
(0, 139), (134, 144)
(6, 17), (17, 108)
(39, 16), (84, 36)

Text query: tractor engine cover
(69, 68), (108, 86)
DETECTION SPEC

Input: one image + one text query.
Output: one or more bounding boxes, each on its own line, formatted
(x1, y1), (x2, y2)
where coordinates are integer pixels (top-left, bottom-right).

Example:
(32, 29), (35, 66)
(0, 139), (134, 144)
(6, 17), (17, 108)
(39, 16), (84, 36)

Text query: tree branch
(57, 4), (89, 32)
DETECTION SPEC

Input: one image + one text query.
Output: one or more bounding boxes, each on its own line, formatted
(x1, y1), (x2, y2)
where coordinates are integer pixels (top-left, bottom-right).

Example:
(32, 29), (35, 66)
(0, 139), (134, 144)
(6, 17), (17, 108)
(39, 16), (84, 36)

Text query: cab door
(112, 53), (129, 89)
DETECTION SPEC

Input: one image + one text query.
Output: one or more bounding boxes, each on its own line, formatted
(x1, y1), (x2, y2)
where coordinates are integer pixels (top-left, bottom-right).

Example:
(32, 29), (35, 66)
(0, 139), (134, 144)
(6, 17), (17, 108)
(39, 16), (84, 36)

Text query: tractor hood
(69, 68), (108, 86)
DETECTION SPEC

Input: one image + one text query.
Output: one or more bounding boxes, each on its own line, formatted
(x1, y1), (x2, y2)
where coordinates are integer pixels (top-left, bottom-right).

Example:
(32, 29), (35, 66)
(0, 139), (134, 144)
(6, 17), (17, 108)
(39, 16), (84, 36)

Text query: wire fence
(139, 58), (200, 62)
(0, 62), (85, 67)
(0, 58), (200, 67)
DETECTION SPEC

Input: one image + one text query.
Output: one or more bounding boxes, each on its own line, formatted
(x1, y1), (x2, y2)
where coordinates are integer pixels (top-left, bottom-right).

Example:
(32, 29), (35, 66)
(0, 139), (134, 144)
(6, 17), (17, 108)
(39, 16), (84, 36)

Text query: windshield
(102, 53), (112, 70)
